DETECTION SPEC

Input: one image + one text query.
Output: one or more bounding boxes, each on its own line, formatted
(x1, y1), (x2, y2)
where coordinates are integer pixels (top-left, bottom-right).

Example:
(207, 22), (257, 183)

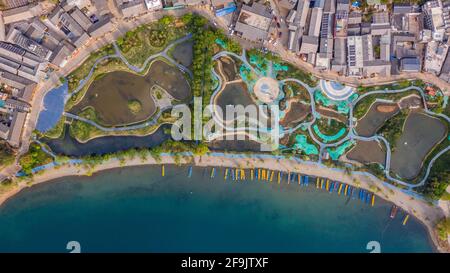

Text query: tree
(436, 218), (450, 241)
(158, 15), (174, 27)
(181, 13), (193, 25)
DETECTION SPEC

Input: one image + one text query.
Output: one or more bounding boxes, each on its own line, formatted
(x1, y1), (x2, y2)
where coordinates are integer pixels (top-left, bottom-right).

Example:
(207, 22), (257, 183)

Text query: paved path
(207, 50), (450, 190)
(63, 106), (171, 132)
(61, 34), (194, 134)
(68, 34), (193, 101)
(5, 7), (449, 195)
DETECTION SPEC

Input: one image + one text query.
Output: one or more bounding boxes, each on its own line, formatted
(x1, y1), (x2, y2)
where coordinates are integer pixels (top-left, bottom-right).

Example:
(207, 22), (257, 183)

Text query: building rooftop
(118, 0), (146, 18)
(400, 57), (421, 72)
(68, 7), (93, 32)
(235, 3), (273, 42)
(1, 3), (37, 24)
(6, 28), (52, 61)
(7, 110), (26, 147)
(88, 15), (114, 37)
(299, 35), (319, 54)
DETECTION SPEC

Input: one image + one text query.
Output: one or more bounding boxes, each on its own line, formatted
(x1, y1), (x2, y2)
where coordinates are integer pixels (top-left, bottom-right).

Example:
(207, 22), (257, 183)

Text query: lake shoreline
(1, 154), (448, 252)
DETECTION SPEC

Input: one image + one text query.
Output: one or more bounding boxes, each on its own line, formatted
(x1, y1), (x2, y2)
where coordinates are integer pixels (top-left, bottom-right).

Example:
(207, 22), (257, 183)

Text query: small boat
(235, 169), (239, 181)
(349, 186), (355, 199)
(325, 180), (329, 191)
(402, 214), (410, 226)
(224, 168), (228, 180)
(287, 172), (291, 184)
(188, 166), (193, 178)
(298, 174), (301, 185)
(210, 168), (215, 178)
(305, 176), (309, 186)
(328, 181), (334, 193)
(277, 172), (281, 184)
(371, 194), (375, 207)
(334, 182), (339, 192)
(231, 168), (235, 180)
(316, 179), (320, 189)
(338, 183), (343, 195)
(240, 169), (245, 180)
(258, 169), (261, 180)
(365, 192), (370, 204)
(250, 169), (254, 180)
(390, 205), (398, 219)
(344, 184), (348, 196)
(161, 165), (165, 177)
(270, 170), (275, 182)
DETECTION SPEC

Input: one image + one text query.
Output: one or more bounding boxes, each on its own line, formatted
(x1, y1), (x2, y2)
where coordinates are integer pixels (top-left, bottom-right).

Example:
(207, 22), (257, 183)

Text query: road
(207, 48), (450, 189)
(0, 8), (189, 181)
(2, 4), (450, 181)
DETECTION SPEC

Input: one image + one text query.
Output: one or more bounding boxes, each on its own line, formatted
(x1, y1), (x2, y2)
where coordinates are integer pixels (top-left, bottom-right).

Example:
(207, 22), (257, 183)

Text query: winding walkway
(52, 43), (450, 191)
(67, 34), (193, 102)
(64, 35), (193, 132)
(208, 50), (450, 190)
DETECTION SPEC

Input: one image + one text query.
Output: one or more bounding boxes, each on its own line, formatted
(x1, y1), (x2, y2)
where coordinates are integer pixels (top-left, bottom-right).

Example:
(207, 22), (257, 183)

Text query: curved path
(208, 50), (450, 190)
(58, 44), (450, 191)
(63, 35), (193, 132)
(63, 105), (172, 132)
(67, 34), (193, 102)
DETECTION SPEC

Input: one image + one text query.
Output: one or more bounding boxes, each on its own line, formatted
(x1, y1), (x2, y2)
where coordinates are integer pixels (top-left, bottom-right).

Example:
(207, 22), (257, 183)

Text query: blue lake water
(36, 81), (67, 133)
(0, 165), (434, 253)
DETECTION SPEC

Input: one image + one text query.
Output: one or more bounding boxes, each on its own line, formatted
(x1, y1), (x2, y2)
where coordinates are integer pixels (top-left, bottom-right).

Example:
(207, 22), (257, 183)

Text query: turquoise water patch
(293, 134), (319, 155)
(330, 81), (345, 90)
(313, 124), (347, 143)
(314, 91), (358, 114)
(215, 38), (227, 49)
(327, 140), (355, 160)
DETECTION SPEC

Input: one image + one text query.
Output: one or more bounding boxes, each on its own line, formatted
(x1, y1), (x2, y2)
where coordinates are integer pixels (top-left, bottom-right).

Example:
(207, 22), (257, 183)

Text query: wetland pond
(390, 112), (447, 180)
(70, 60), (191, 127)
(355, 102), (399, 137)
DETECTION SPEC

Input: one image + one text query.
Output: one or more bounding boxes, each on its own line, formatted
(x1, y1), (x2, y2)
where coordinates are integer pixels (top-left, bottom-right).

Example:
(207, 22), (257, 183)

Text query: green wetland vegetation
(20, 13), (449, 204)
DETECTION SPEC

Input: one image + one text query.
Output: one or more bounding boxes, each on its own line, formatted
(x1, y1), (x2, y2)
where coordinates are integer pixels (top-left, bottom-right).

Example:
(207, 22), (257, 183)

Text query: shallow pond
(71, 71), (158, 126)
(280, 101), (311, 127)
(71, 60), (191, 126)
(43, 125), (170, 157)
(346, 140), (386, 166)
(171, 40), (193, 68)
(219, 57), (238, 82)
(390, 112), (447, 180)
(356, 102), (399, 137)
(215, 82), (254, 109)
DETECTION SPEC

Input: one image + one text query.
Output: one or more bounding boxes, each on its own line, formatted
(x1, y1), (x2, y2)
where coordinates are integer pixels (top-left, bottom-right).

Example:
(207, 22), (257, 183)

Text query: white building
(144, 0), (163, 10)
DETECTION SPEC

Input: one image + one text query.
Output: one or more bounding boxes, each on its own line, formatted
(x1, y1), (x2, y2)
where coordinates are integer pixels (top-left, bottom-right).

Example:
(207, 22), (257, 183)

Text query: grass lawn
(117, 18), (188, 68)
(353, 90), (420, 119)
(19, 143), (54, 175)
